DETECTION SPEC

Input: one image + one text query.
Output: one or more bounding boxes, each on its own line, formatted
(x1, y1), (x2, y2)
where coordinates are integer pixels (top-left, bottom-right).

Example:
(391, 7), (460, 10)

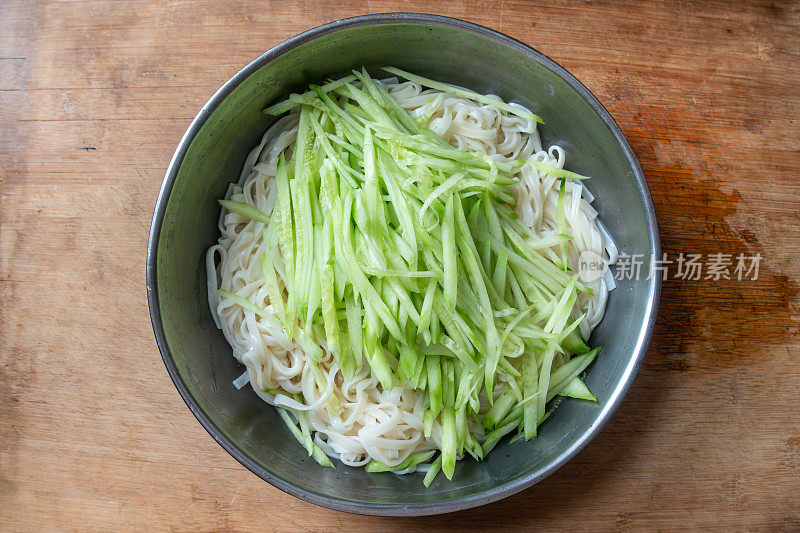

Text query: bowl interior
(150, 16), (658, 515)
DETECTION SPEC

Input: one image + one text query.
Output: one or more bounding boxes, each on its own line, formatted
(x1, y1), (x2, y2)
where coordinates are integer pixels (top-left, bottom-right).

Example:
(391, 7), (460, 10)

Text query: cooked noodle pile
(206, 77), (617, 470)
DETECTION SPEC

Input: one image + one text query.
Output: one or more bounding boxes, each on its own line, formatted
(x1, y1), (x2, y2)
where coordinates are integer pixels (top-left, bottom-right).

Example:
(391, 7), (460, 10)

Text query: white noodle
(205, 79), (616, 469)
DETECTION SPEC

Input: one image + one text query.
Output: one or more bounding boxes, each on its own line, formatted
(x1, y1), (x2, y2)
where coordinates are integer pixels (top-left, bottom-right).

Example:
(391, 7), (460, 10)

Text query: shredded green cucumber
(220, 68), (603, 484)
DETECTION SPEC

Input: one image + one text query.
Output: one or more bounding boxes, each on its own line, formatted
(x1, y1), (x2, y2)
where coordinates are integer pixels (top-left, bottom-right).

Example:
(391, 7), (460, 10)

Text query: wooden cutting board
(1, 1), (798, 530)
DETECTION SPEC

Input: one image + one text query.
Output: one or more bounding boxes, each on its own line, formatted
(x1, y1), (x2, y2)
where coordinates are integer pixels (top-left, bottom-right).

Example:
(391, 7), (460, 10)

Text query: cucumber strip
(522, 350), (540, 440)
(382, 66), (544, 124)
(558, 376), (597, 402)
(363, 321), (394, 390)
(563, 329), (590, 354)
(290, 107), (316, 314)
(535, 342), (558, 425)
(441, 407), (457, 480)
(417, 279), (437, 335)
(440, 335), (479, 373)
(304, 230), (322, 328)
(216, 290), (278, 326)
(260, 245), (287, 329)
(503, 368), (524, 402)
(418, 171), (467, 221)
(543, 276), (578, 334)
(296, 329), (323, 362)
(483, 191), (504, 244)
(442, 194), (458, 311)
(426, 354), (443, 418)
(276, 407), (334, 468)
(386, 277), (421, 323)
(546, 348), (600, 402)
(492, 245), (509, 294)
(506, 267), (527, 309)
(455, 404), (468, 452)
(290, 179), (313, 313)
(423, 407), (434, 438)
(464, 432), (485, 461)
(415, 356), (427, 389)
(413, 93), (444, 126)
(441, 358), (455, 408)
(345, 294), (364, 369)
(455, 370), (481, 410)
(482, 416), (522, 457)
(326, 132), (364, 159)
(499, 357), (521, 377)
(558, 313), (586, 346)
(218, 199), (270, 224)
(423, 455), (443, 487)
(432, 298), (472, 355)
(501, 223), (574, 285)
(322, 262), (349, 376)
(295, 401), (314, 457)
(483, 387), (517, 431)
(525, 233), (574, 251)
(556, 178), (568, 269)
(364, 450), (436, 473)
(274, 155), (295, 303)
(508, 429), (525, 446)
(363, 125), (379, 224)
(397, 344), (421, 385)
(530, 160), (589, 180)
(344, 102), (372, 123)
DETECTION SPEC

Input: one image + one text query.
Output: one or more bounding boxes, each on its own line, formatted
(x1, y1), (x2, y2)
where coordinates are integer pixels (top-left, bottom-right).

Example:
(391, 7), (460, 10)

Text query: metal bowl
(147, 13), (660, 516)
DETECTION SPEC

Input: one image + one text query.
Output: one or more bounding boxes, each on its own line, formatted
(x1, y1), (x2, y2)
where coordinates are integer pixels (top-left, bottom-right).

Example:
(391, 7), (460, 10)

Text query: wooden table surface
(2, 1), (798, 530)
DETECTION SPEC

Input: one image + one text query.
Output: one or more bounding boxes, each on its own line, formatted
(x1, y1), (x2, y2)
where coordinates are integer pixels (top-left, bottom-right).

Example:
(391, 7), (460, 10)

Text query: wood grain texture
(1, 0), (798, 530)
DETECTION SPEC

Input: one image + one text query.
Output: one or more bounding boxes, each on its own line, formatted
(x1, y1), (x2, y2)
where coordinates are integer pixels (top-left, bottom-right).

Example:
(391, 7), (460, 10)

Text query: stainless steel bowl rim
(146, 12), (661, 516)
